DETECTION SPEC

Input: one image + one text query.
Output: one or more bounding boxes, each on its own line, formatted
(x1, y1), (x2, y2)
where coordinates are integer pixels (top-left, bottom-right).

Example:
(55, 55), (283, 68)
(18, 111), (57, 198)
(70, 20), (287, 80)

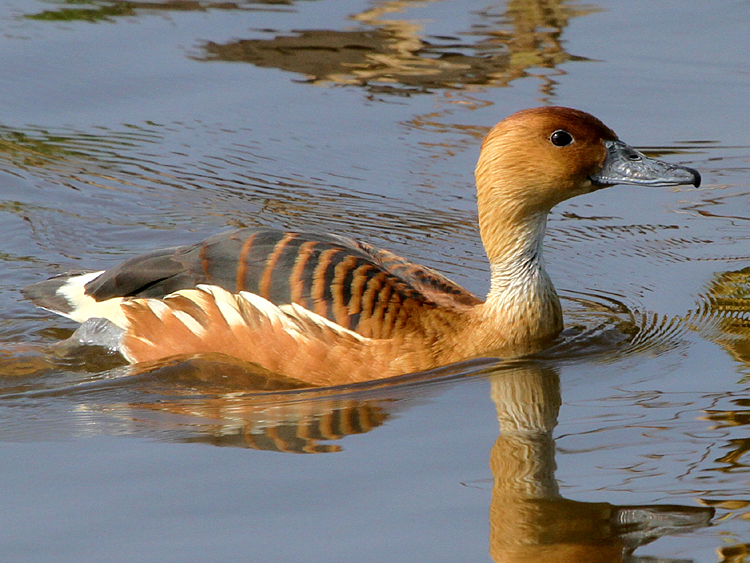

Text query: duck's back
(27, 229), (481, 340)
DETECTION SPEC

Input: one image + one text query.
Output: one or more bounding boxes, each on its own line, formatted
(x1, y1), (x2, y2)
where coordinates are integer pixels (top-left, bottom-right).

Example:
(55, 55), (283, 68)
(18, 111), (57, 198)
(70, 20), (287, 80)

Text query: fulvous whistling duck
(23, 107), (700, 386)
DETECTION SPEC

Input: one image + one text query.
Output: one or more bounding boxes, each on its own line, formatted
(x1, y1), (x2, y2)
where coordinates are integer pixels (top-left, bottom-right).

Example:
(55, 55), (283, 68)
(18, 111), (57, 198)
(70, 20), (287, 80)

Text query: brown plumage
(23, 107), (701, 385)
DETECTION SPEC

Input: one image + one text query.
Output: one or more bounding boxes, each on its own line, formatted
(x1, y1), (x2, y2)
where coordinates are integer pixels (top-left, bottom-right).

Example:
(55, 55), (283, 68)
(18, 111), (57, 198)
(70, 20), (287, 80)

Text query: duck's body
(24, 228), (556, 385)
(24, 107), (700, 385)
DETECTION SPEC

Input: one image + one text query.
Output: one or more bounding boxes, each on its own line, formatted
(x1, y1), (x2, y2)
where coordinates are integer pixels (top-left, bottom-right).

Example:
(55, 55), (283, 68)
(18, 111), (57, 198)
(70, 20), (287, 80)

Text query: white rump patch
(56, 271), (129, 328)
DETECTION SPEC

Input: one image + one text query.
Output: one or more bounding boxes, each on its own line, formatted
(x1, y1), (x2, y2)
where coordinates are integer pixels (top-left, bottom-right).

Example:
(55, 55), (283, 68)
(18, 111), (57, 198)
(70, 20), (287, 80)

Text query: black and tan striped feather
(82, 229), (480, 338)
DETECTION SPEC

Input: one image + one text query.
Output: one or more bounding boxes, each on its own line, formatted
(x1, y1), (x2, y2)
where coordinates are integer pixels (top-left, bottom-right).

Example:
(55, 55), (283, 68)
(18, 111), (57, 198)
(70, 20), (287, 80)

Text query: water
(1, 0), (750, 561)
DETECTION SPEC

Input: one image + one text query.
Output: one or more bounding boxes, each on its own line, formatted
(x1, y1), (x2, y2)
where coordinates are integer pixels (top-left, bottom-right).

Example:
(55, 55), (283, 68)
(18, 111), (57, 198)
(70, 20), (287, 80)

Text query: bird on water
(24, 107), (701, 386)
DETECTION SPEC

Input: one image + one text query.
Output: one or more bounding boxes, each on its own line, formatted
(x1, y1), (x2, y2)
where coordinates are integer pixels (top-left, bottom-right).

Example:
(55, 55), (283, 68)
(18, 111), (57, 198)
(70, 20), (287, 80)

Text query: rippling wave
(0, 122), (481, 263)
(538, 290), (689, 362)
(1, 121), (747, 463)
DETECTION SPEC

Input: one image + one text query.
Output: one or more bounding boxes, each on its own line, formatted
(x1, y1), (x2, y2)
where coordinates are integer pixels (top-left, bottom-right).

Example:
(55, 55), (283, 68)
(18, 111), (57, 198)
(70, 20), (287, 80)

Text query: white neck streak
(487, 213), (551, 301)
(472, 198), (563, 354)
(476, 211), (562, 352)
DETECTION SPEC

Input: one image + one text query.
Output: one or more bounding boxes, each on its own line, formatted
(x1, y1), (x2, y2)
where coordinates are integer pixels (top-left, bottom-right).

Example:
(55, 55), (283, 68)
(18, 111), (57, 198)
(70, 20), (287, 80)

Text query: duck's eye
(550, 130), (574, 147)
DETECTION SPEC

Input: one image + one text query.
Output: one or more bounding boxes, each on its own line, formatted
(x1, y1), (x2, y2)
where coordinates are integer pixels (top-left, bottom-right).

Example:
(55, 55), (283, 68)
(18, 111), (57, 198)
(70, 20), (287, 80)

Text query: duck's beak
(590, 140), (701, 188)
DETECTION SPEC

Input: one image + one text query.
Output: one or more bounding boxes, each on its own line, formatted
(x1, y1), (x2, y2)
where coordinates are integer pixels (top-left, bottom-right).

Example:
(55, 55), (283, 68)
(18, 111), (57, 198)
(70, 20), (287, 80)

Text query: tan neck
(467, 187), (563, 356)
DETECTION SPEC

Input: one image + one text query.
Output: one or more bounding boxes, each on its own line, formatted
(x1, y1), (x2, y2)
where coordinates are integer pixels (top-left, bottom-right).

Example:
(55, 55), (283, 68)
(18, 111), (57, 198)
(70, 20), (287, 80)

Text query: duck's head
(476, 106), (701, 218)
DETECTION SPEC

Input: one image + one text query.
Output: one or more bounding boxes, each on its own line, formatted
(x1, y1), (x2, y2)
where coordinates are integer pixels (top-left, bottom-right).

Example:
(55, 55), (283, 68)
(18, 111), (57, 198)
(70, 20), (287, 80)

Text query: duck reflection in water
(99, 359), (713, 561)
(488, 365), (712, 562)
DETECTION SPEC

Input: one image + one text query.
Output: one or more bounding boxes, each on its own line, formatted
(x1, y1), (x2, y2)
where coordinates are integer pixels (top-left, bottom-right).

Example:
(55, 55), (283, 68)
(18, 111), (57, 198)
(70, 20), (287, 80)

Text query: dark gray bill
(590, 140), (701, 188)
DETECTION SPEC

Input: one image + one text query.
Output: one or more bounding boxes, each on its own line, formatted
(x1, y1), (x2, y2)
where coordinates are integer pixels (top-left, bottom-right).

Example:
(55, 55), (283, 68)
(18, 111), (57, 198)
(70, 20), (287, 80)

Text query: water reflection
(695, 267), (750, 368)
(0, 351), (497, 452)
(0, 353), (715, 557)
(109, 356), (395, 453)
(24, 0), (595, 96)
(488, 365), (712, 562)
(680, 267), (750, 560)
(199, 0), (594, 94)
(0, 120), (479, 255)
(25, 0), (304, 23)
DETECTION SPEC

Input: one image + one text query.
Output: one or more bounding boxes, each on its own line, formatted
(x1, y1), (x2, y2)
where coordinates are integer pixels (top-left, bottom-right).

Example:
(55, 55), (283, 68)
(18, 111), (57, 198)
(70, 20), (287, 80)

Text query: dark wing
(84, 228), (480, 337)
(360, 245), (482, 309)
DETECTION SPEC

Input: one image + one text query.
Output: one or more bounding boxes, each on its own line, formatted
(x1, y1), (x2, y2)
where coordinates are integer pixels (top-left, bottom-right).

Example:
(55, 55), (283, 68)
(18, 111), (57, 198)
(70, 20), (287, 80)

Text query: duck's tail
(22, 271), (128, 326)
